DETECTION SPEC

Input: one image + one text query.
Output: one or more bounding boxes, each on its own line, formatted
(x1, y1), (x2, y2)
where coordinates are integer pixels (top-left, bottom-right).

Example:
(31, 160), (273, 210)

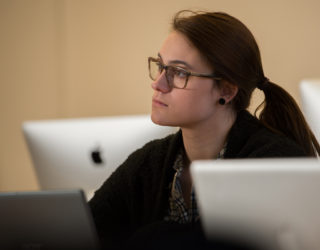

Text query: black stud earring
(219, 98), (226, 105)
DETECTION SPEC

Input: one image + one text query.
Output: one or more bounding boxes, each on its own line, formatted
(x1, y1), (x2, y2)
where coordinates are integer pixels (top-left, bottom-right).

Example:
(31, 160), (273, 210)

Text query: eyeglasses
(148, 57), (222, 90)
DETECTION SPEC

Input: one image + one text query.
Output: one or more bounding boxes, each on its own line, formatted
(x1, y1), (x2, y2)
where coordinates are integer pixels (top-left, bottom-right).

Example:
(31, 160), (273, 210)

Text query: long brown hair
(172, 10), (320, 156)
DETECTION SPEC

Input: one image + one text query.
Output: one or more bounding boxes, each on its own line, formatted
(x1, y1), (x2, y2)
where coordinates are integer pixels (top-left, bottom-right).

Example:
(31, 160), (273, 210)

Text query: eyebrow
(157, 53), (195, 70)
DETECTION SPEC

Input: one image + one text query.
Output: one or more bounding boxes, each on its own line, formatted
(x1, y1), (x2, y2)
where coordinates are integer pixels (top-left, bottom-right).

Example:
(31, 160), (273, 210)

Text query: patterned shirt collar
(166, 145), (227, 224)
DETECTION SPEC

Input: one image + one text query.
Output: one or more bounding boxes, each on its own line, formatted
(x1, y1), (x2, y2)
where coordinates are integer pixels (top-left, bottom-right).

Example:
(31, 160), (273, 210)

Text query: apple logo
(90, 146), (105, 166)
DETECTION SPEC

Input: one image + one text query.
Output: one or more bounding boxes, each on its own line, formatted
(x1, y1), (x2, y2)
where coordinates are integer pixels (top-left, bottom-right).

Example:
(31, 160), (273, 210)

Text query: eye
(156, 62), (164, 73)
(173, 67), (188, 79)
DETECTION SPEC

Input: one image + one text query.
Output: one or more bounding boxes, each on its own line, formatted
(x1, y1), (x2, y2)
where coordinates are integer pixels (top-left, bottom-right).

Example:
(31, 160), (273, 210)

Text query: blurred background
(1, 0), (319, 191)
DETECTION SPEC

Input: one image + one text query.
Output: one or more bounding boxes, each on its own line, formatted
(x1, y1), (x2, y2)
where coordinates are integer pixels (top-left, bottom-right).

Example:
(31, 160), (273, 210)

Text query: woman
(89, 10), (320, 250)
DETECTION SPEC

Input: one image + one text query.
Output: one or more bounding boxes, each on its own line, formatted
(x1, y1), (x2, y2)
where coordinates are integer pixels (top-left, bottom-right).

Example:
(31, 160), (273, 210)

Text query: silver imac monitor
(300, 79), (320, 142)
(23, 114), (177, 200)
(191, 158), (320, 250)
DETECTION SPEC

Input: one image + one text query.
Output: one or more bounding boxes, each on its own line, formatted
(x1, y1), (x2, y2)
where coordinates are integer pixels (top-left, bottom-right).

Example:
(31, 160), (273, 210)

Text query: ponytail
(254, 80), (320, 157)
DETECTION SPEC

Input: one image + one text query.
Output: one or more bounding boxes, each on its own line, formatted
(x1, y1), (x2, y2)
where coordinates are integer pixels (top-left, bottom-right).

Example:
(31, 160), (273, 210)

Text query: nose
(151, 71), (171, 93)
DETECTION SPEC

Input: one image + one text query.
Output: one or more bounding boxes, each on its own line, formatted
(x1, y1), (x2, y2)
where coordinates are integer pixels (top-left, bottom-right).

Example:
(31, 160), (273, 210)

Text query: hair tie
(257, 77), (269, 91)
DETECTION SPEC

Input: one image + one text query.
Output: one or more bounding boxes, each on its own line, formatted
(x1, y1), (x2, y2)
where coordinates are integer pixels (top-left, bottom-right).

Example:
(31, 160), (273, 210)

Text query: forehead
(159, 31), (210, 71)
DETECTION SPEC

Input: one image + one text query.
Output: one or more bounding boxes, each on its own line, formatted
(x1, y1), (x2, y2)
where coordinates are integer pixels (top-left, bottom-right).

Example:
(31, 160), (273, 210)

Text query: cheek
(173, 89), (217, 119)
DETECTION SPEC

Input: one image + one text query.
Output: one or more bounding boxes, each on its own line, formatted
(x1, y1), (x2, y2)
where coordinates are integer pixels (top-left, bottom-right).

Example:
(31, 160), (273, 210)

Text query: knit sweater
(88, 110), (306, 249)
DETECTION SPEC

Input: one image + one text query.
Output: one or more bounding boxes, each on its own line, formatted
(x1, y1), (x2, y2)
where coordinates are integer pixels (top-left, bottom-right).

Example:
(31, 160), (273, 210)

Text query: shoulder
(124, 129), (182, 168)
(103, 129), (182, 183)
(225, 110), (306, 158)
(89, 129), (181, 207)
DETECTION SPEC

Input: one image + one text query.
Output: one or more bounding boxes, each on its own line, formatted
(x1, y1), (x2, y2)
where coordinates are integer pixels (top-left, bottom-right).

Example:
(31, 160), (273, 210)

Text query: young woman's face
(151, 31), (222, 128)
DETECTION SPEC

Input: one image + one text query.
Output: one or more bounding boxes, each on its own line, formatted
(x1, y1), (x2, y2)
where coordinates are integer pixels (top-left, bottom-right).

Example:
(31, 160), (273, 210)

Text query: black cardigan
(89, 110), (306, 249)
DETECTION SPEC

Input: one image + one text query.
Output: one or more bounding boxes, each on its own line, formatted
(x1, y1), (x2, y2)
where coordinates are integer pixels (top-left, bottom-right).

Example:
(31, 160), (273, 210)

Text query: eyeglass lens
(149, 59), (187, 89)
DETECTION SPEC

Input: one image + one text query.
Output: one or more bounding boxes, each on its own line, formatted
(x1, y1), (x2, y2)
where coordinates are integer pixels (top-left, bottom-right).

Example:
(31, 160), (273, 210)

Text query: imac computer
(23, 114), (178, 200)
(0, 190), (100, 249)
(191, 158), (320, 250)
(300, 79), (320, 142)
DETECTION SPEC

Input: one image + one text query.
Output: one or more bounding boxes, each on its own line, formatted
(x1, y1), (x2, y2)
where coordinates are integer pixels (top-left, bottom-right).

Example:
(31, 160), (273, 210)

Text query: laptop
(190, 158), (320, 250)
(22, 114), (177, 200)
(0, 189), (101, 249)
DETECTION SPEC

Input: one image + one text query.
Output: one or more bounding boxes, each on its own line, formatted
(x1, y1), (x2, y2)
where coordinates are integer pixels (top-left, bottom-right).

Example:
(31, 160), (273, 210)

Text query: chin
(151, 114), (165, 125)
(151, 113), (174, 127)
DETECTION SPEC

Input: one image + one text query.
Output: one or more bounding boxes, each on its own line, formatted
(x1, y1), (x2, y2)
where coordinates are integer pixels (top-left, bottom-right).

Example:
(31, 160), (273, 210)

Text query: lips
(152, 98), (168, 107)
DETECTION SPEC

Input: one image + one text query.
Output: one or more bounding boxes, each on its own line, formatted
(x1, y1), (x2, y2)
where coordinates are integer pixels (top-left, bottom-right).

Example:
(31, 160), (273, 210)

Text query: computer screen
(0, 189), (101, 249)
(23, 114), (178, 199)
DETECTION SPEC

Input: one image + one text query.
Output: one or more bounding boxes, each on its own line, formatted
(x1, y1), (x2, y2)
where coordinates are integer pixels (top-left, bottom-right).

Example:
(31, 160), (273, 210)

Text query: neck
(181, 109), (237, 163)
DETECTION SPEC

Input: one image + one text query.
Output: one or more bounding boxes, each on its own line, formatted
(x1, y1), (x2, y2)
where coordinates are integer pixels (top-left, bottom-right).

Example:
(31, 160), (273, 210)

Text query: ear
(218, 80), (238, 104)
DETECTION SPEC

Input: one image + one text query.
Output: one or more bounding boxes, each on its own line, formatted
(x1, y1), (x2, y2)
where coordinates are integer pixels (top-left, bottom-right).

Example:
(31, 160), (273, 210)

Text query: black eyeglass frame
(148, 57), (222, 90)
